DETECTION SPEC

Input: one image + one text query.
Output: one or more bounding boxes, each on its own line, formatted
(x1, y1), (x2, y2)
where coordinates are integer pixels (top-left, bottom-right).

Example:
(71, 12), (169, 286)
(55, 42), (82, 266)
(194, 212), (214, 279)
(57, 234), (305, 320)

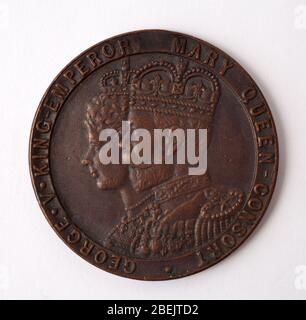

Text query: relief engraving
(82, 56), (245, 259)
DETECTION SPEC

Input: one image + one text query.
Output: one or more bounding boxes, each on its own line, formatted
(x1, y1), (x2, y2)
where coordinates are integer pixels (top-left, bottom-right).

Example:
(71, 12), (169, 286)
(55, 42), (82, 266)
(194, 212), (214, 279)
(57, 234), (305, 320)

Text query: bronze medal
(29, 30), (278, 280)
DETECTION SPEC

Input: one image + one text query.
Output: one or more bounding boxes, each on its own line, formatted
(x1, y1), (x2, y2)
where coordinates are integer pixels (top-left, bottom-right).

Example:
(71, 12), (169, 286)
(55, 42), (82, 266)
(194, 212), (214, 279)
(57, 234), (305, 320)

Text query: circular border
(29, 30), (278, 280)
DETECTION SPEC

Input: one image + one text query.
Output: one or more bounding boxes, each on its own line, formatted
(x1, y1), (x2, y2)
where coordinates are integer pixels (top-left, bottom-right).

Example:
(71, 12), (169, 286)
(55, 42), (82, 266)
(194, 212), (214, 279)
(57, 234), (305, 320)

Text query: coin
(29, 30), (278, 280)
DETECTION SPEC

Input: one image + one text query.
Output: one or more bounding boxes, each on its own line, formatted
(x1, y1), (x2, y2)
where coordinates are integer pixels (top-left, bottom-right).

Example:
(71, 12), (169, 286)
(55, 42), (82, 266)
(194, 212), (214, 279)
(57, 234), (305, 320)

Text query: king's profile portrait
(82, 57), (244, 258)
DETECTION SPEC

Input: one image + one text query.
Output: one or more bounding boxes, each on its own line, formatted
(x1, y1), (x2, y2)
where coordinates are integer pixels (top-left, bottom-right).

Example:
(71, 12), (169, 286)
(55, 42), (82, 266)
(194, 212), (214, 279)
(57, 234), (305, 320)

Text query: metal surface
(29, 30), (278, 280)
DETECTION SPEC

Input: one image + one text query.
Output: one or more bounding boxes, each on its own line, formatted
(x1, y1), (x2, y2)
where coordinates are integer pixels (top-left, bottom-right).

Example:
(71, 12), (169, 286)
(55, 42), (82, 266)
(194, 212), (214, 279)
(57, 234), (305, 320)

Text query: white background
(0, 0), (306, 300)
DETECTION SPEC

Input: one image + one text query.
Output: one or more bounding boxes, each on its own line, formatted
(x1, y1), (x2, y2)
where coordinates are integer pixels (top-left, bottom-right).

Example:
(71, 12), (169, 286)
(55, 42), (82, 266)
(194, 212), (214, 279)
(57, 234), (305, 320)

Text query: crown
(99, 57), (220, 122)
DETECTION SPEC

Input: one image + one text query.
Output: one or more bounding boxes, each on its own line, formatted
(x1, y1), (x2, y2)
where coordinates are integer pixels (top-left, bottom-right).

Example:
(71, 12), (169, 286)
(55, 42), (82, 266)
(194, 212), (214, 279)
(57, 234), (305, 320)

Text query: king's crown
(99, 57), (220, 121)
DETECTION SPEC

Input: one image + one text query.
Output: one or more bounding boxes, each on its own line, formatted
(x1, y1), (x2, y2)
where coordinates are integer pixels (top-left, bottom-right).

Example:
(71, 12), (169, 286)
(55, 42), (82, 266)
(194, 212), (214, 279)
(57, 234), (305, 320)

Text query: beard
(93, 162), (127, 190)
(129, 164), (173, 192)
